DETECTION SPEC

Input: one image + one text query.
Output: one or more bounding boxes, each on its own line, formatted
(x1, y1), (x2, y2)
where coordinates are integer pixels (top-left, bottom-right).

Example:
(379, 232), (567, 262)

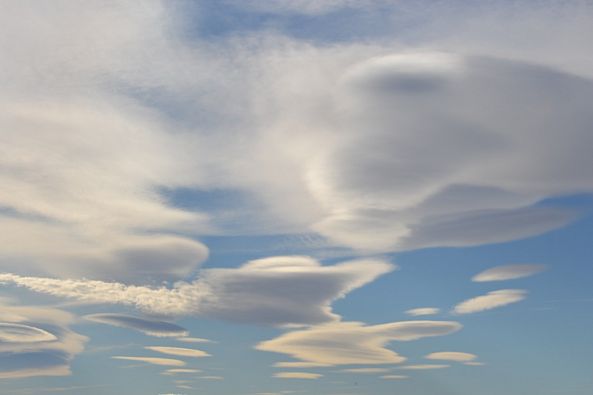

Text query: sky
(0, 0), (593, 394)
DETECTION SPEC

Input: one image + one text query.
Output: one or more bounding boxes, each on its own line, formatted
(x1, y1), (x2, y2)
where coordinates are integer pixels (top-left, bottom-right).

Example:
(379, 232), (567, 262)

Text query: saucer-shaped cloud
(405, 308), (440, 317)
(84, 314), (188, 337)
(453, 290), (527, 314)
(472, 264), (546, 282)
(111, 356), (185, 367)
(145, 346), (210, 358)
(274, 372), (322, 379)
(256, 320), (462, 366)
(0, 303), (87, 379)
(0, 256), (394, 326)
(0, 323), (57, 343)
(425, 352), (476, 362)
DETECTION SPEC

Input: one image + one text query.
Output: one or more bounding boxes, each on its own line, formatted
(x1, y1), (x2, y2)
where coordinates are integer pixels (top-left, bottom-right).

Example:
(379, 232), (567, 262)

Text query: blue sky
(1, 1), (593, 394)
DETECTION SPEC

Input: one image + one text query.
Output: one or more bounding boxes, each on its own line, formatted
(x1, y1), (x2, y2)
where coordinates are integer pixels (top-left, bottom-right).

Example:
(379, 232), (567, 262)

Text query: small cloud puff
(453, 289), (527, 314)
(381, 375), (408, 380)
(405, 307), (440, 316)
(425, 352), (477, 362)
(274, 372), (322, 379)
(472, 264), (546, 282)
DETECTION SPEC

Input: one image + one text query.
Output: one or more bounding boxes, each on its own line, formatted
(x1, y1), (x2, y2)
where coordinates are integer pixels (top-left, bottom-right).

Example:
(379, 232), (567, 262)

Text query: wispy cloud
(473, 264), (546, 282)
(425, 352), (477, 362)
(405, 308), (440, 317)
(453, 290), (527, 314)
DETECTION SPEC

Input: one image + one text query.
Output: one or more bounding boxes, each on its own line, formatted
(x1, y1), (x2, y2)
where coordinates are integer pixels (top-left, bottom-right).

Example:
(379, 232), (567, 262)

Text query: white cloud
(84, 314), (188, 337)
(0, 256), (394, 326)
(453, 290), (527, 315)
(176, 337), (213, 344)
(145, 346), (210, 358)
(381, 375), (408, 380)
(405, 308), (440, 317)
(425, 352), (476, 362)
(256, 320), (462, 366)
(472, 264), (546, 282)
(162, 368), (202, 376)
(111, 356), (186, 367)
(274, 372), (322, 379)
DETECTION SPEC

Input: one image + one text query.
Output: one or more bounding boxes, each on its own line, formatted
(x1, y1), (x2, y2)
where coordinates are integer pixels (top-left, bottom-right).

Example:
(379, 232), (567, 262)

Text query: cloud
(274, 372), (322, 379)
(229, 0), (386, 15)
(381, 375), (408, 380)
(472, 264), (546, 282)
(84, 314), (188, 337)
(256, 320), (462, 366)
(0, 303), (87, 379)
(0, 323), (57, 343)
(400, 364), (450, 370)
(339, 368), (391, 373)
(425, 352), (476, 362)
(176, 337), (213, 343)
(453, 290), (527, 314)
(162, 368), (202, 376)
(111, 356), (186, 367)
(244, 50), (593, 252)
(145, 347), (210, 358)
(405, 308), (440, 317)
(1, 256), (394, 326)
(464, 361), (486, 366)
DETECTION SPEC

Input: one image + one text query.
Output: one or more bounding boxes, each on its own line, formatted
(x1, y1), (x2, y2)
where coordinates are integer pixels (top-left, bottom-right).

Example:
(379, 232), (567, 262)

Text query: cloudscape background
(1, 1), (592, 394)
